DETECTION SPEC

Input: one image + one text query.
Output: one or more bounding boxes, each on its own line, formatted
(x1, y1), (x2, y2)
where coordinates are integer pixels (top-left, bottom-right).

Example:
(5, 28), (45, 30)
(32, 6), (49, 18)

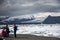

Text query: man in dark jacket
(5, 24), (10, 37)
(14, 24), (18, 38)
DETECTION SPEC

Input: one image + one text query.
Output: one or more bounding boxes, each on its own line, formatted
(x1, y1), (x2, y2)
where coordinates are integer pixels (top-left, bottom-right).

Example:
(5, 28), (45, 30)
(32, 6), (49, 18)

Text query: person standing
(1, 28), (6, 40)
(1, 28), (6, 38)
(14, 24), (18, 38)
(5, 24), (10, 37)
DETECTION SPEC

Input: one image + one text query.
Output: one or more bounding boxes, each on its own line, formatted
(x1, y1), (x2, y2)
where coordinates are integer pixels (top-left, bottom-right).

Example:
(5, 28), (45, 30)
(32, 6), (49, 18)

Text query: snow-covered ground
(0, 24), (60, 38)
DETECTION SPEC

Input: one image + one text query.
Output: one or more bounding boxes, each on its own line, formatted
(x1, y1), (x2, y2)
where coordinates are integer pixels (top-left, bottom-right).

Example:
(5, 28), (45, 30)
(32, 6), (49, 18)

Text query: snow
(0, 24), (60, 38)
(3, 13), (51, 23)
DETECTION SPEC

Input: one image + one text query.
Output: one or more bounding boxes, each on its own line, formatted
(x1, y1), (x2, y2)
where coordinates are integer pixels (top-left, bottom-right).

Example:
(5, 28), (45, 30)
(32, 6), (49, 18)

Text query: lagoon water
(0, 24), (60, 38)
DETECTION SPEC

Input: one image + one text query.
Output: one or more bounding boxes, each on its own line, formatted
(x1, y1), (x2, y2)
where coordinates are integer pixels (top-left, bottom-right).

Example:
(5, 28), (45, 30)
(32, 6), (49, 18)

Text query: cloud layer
(0, 0), (60, 16)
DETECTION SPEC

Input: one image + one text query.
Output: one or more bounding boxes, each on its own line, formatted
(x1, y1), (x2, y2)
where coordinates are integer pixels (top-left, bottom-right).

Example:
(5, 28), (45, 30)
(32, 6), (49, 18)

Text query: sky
(0, 0), (60, 16)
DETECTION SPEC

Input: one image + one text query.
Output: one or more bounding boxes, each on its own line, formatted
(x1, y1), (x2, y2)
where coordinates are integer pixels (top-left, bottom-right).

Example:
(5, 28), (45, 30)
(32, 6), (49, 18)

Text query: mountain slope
(2, 13), (49, 24)
(43, 15), (60, 24)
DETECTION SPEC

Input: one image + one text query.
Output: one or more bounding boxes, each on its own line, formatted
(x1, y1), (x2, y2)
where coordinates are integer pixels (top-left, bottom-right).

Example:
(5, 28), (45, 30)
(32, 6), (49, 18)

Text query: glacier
(3, 13), (51, 23)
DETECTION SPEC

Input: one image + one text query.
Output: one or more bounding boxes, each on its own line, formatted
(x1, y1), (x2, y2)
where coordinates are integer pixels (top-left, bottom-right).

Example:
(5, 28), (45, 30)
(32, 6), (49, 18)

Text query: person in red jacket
(1, 28), (6, 37)
(1, 28), (6, 40)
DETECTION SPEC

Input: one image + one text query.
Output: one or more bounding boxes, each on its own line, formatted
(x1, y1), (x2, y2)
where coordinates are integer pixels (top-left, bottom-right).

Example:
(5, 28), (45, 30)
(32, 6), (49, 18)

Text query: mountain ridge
(0, 13), (60, 24)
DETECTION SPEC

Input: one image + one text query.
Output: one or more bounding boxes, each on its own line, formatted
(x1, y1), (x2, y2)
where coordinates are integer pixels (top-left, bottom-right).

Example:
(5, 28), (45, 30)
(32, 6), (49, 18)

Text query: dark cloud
(0, 0), (4, 4)
(0, 0), (60, 16)
(57, 0), (60, 3)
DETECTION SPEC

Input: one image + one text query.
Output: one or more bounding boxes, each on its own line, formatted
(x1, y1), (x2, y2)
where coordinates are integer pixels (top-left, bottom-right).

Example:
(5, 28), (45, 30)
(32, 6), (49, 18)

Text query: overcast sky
(0, 0), (60, 16)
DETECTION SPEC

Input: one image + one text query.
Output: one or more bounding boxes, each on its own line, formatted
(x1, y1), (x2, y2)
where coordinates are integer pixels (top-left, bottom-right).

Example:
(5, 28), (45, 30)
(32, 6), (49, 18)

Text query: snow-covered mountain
(43, 15), (60, 24)
(3, 13), (50, 23)
(0, 16), (9, 21)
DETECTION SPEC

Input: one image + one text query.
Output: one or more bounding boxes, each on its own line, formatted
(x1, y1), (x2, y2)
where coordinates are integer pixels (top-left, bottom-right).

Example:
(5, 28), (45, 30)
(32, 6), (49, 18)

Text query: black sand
(1, 34), (59, 40)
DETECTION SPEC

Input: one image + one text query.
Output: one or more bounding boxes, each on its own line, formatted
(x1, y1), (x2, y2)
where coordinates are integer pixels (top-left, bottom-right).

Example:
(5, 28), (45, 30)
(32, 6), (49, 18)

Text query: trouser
(6, 33), (9, 37)
(0, 38), (3, 40)
(14, 31), (16, 38)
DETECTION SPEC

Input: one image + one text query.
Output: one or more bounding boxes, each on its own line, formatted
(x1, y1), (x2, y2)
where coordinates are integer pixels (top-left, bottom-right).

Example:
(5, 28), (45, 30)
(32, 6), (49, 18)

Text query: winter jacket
(1, 29), (6, 37)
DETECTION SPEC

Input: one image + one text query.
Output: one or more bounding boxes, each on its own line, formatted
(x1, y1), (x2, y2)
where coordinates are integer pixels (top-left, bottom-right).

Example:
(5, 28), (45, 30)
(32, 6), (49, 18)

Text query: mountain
(43, 15), (60, 24)
(0, 16), (9, 24)
(0, 16), (9, 21)
(0, 13), (60, 24)
(2, 13), (48, 24)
